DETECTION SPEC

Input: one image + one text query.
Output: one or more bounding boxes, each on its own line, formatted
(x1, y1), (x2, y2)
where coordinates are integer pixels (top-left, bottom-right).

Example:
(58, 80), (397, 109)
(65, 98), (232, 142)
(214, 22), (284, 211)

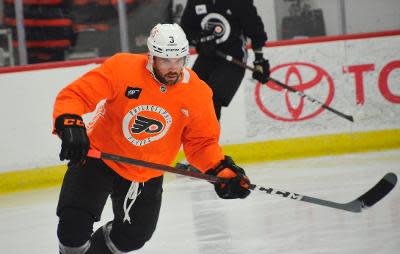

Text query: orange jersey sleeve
(53, 56), (117, 123)
(53, 53), (224, 182)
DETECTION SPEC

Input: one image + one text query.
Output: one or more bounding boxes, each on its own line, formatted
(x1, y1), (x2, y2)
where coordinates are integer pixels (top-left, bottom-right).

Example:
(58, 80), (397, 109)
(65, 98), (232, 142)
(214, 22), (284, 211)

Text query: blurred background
(0, 0), (399, 67)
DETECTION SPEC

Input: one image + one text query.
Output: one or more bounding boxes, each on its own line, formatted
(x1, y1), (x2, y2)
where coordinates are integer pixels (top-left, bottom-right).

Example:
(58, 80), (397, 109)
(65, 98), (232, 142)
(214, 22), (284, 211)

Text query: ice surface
(1, 150), (399, 254)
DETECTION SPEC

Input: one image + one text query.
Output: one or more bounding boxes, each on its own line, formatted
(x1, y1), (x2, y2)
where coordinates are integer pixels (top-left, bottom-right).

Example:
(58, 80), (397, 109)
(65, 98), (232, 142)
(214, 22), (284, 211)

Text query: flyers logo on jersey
(122, 105), (172, 146)
(132, 115), (163, 134)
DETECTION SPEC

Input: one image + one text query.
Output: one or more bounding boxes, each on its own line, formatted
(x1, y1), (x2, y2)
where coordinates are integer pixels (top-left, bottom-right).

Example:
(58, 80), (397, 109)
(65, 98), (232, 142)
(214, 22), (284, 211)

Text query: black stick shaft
(215, 51), (354, 122)
(87, 149), (219, 183)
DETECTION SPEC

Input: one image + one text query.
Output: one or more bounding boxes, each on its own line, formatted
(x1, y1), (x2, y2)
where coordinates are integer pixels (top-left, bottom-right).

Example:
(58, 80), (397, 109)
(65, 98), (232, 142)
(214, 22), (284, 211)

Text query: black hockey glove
(55, 114), (89, 167)
(194, 32), (217, 58)
(252, 52), (270, 84)
(206, 156), (251, 199)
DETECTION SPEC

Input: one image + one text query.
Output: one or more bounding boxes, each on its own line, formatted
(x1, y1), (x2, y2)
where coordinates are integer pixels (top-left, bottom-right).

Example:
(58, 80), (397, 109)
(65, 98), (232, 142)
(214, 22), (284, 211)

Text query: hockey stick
(215, 50), (354, 122)
(87, 149), (397, 213)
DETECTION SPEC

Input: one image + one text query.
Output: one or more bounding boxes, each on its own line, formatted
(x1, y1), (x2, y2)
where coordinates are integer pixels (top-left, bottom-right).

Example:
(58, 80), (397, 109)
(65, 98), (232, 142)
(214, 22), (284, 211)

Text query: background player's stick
(87, 149), (396, 213)
(215, 50), (354, 122)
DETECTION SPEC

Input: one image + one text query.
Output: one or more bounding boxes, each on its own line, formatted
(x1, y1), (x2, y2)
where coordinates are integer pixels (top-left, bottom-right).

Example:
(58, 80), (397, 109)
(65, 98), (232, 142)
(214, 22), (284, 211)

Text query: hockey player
(53, 23), (251, 254)
(176, 0), (270, 171)
(180, 0), (271, 120)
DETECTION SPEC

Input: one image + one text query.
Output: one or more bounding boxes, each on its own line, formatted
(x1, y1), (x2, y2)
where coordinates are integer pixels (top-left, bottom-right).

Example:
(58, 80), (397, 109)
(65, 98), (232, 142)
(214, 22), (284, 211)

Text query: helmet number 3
(169, 36), (174, 43)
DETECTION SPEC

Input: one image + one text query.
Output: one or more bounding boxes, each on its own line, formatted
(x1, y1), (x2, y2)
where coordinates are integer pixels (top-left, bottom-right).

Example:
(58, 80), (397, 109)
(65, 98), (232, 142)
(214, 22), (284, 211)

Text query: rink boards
(0, 30), (399, 194)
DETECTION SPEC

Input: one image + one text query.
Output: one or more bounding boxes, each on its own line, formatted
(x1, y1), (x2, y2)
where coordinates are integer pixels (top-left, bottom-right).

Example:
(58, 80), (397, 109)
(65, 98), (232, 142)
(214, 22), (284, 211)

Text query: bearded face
(152, 56), (186, 85)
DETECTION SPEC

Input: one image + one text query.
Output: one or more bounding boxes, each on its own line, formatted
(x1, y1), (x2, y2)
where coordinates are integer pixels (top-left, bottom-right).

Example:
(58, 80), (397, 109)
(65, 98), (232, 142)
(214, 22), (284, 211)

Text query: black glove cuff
(55, 114), (85, 133)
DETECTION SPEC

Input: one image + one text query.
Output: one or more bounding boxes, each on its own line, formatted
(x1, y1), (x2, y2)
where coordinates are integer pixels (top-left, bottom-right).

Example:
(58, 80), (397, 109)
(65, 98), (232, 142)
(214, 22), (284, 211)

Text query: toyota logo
(255, 62), (335, 122)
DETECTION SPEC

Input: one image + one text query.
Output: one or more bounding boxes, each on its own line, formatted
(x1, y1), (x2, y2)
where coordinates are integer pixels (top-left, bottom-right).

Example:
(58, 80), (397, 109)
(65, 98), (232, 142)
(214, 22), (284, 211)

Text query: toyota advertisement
(244, 35), (400, 141)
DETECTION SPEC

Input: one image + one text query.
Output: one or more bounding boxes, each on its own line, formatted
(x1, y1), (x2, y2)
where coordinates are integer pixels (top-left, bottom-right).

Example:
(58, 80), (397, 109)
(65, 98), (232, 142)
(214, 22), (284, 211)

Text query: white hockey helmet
(147, 23), (189, 59)
(146, 23), (189, 84)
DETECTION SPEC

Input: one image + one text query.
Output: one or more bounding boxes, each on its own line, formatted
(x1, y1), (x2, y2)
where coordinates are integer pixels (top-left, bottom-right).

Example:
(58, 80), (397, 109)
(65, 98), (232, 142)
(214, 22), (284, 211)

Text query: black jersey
(181, 0), (267, 59)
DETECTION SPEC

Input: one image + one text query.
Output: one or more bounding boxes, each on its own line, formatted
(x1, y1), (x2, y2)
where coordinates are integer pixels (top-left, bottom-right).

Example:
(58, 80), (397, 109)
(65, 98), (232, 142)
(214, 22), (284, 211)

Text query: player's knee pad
(57, 207), (95, 248)
(106, 222), (148, 252)
(85, 222), (145, 254)
(84, 225), (112, 254)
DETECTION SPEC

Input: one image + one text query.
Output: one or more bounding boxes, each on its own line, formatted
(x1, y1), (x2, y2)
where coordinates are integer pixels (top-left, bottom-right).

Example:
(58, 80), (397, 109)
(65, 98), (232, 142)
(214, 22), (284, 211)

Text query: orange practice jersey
(53, 53), (224, 182)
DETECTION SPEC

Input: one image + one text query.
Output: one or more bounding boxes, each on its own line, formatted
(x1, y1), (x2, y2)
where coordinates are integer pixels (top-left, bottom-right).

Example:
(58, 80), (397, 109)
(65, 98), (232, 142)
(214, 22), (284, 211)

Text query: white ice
(1, 150), (399, 254)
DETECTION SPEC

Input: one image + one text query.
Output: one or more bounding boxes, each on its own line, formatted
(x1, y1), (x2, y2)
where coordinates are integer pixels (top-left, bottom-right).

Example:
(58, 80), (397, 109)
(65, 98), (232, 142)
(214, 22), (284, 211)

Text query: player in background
(53, 23), (251, 254)
(177, 0), (271, 170)
(180, 0), (270, 120)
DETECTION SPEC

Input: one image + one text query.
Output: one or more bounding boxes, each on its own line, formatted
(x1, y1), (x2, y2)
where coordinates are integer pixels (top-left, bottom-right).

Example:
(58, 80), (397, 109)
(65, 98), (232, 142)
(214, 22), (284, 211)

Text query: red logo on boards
(255, 62), (335, 122)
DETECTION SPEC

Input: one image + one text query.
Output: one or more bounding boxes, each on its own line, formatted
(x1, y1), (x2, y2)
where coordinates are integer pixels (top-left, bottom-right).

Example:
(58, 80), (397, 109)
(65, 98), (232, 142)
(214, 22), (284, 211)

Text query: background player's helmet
(146, 23), (189, 83)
